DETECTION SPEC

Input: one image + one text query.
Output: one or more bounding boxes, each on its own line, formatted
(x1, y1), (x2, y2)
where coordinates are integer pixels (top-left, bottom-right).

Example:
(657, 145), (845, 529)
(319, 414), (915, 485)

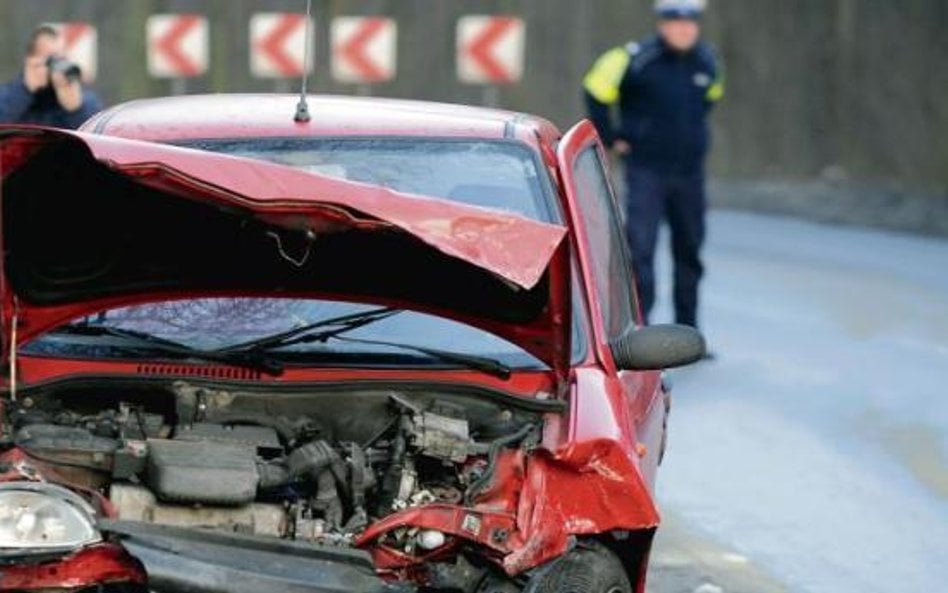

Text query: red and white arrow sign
(250, 13), (312, 78)
(147, 14), (209, 78)
(47, 22), (98, 82)
(457, 16), (526, 84)
(331, 17), (397, 84)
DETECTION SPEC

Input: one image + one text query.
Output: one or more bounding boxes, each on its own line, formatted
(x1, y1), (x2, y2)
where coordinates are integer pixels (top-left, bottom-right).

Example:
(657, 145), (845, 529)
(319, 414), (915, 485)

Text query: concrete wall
(1, 0), (945, 200)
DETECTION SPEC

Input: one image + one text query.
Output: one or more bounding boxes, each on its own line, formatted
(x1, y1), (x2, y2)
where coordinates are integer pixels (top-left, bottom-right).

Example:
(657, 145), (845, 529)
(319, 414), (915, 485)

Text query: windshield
(23, 298), (546, 370)
(179, 138), (560, 222)
(21, 137), (586, 371)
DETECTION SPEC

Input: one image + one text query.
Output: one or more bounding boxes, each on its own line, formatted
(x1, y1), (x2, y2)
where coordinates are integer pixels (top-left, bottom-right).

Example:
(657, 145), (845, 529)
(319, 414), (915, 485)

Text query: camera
(46, 56), (82, 83)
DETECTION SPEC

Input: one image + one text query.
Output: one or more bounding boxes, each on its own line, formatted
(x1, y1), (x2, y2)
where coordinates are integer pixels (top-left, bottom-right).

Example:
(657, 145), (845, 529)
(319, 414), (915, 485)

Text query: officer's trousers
(623, 163), (706, 328)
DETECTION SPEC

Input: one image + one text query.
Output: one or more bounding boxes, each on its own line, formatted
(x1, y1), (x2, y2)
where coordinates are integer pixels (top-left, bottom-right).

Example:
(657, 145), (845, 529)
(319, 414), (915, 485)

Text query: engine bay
(2, 380), (550, 556)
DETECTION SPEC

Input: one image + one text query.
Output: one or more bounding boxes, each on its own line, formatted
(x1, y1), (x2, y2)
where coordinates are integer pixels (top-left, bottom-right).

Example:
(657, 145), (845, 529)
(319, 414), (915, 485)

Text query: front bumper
(0, 542), (146, 591)
(100, 520), (413, 593)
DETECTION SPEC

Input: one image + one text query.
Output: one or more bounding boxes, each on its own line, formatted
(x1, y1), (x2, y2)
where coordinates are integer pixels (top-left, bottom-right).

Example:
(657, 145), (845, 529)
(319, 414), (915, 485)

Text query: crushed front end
(0, 379), (585, 592)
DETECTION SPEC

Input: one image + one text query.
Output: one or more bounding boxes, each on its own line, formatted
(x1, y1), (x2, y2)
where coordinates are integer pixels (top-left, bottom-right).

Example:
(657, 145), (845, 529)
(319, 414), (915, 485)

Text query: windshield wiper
(217, 307), (402, 354)
(52, 324), (285, 376)
(216, 307), (511, 380)
(330, 336), (512, 380)
(234, 330), (511, 380)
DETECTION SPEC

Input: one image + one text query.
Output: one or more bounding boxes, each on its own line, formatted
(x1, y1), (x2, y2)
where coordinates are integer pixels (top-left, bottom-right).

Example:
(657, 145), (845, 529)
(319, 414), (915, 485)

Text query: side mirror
(613, 325), (707, 371)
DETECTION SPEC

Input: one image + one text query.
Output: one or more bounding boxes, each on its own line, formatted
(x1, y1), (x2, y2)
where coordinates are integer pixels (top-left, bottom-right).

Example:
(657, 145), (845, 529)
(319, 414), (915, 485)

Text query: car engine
(3, 380), (543, 551)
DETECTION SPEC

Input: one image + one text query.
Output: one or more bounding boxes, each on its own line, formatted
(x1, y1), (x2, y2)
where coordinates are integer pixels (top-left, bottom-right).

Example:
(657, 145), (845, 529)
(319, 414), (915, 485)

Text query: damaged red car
(0, 95), (704, 593)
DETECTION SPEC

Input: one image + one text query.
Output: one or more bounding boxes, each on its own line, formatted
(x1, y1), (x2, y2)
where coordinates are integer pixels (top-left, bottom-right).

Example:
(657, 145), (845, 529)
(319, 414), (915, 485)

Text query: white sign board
(331, 17), (397, 84)
(457, 16), (525, 84)
(147, 14), (209, 78)
(250, 13), (313, 78)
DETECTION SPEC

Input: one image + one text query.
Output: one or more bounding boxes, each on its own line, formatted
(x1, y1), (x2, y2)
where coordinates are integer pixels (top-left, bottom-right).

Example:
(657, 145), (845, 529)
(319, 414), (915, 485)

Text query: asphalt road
(645, 210), (948, 593)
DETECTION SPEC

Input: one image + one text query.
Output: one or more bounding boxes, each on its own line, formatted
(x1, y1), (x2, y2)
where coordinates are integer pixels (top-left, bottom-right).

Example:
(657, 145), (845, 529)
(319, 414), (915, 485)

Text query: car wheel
(527, 542), (632, 593)
(477, 573), (523, 593)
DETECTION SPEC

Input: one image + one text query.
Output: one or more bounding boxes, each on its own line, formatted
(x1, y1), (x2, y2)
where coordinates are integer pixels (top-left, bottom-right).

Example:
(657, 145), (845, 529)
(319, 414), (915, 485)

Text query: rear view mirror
(613, 325), (706, 371)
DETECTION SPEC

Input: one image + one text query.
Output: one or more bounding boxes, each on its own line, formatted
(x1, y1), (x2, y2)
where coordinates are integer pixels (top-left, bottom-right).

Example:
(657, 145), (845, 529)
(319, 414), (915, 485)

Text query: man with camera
(0, 25), (102, 129)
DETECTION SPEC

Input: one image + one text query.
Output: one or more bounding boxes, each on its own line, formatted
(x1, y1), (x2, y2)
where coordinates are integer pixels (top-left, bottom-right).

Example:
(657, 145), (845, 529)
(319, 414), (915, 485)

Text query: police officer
(0, 25), (102, 129)
(584, 0), (723, 329)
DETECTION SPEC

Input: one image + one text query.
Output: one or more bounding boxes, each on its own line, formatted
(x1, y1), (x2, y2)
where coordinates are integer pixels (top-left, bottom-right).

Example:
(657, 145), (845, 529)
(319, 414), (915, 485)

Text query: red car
(0, 95), (703, 593)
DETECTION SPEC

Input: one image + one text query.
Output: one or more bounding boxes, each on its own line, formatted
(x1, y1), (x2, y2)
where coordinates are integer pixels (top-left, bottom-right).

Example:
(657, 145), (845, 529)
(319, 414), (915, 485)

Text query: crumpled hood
(0, 126), (570, 380)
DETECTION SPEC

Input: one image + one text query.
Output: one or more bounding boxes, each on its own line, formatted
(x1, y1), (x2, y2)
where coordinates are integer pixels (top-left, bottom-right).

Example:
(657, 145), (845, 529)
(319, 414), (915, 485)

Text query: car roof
(82, 94), (562, 145)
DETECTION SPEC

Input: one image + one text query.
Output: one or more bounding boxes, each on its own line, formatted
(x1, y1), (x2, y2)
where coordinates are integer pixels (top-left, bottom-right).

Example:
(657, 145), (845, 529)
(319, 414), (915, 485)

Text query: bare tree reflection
(98, 298), (326, 347)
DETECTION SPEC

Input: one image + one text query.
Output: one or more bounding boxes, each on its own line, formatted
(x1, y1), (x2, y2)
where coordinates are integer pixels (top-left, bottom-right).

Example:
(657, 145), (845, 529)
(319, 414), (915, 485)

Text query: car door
(556, 120), (666, 490)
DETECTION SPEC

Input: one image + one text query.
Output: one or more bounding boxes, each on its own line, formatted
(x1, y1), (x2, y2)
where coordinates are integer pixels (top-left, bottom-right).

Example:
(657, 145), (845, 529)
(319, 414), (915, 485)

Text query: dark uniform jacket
(584, 35), (724, 176)
(0, 77), (102, 129)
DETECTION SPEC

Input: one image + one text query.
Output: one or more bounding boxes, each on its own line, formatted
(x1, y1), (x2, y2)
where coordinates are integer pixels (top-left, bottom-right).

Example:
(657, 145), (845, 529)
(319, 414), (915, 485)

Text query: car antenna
(294, 0), (313, 123)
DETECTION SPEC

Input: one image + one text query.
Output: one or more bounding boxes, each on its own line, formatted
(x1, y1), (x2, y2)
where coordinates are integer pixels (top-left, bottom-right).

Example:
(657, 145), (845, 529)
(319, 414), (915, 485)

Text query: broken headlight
(0, 483), (100, 555)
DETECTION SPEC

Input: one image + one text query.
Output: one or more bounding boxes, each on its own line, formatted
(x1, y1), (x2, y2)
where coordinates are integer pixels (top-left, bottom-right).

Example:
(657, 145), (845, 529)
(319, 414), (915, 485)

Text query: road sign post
(331, 17), (397, 94)
(147, 14), (209, 95)
(250, 12), (313, 92)
(457, 16), (525, 107)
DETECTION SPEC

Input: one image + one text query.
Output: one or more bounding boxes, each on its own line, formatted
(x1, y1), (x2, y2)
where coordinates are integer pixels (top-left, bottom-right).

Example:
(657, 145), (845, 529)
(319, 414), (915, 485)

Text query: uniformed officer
(583, 0), (723, 329)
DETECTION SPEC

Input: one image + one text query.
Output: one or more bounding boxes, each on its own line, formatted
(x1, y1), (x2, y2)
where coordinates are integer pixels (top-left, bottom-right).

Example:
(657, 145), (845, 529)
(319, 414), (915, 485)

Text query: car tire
(527, 542), (632, 593)
(477, 574), (523, 593)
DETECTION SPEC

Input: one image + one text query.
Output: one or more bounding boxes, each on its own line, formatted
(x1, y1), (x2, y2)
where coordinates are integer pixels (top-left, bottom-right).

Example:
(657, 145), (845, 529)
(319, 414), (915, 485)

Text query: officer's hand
(51, 71), (84, 112)
(23, 55), (50, 92)
(613, 140), (632, 156)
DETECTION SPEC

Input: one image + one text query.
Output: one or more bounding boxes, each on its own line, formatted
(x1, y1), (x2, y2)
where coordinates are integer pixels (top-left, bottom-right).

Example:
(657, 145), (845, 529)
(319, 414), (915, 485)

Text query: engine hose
(287, 440), (338, 476)
(256, 461), (291, 490)
(315, 469), (344, 528)
(376, 414), (411, 515)
(348, 443), (367, 509)
(464, 423), (536, 505)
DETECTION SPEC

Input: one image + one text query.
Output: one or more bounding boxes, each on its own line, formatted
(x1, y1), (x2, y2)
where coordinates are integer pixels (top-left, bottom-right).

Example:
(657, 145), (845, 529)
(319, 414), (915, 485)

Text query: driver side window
(572, 146), (639, 343)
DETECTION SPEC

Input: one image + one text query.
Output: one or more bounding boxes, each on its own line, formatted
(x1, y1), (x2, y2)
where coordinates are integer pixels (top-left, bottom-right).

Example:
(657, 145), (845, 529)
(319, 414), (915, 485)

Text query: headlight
(0, 483), (100, 553)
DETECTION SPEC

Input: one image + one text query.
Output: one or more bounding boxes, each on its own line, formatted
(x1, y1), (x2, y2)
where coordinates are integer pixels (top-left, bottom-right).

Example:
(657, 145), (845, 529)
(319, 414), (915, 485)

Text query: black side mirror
(613, 325), (707, 371)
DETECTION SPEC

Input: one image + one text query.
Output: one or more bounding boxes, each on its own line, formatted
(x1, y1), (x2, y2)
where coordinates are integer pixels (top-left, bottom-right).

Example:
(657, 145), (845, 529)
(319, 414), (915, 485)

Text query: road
(645, 210), (948, 593)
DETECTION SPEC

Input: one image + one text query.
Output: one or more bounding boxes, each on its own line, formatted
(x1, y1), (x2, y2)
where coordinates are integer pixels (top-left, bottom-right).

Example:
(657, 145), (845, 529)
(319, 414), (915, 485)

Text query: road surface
(646, 210), (948, 593)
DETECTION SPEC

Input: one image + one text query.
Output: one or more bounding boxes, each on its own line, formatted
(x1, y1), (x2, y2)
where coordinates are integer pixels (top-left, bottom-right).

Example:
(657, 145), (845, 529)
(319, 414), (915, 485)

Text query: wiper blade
(52, 325), (285, 376)
(205, 306), (509, 379)
(219, 307), (402, 354)
(217, 307), (510, 379)
(58, 324), (193, 349)
(324, 336), (512, 380)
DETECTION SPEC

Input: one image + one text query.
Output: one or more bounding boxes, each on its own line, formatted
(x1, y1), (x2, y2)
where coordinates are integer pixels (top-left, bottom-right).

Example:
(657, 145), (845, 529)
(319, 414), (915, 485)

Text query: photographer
(0, 25), (102, 129)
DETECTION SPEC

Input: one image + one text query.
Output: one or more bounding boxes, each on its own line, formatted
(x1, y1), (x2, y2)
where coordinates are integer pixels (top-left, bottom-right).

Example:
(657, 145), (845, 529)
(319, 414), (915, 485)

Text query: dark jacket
(584, 35), (723, 176)
(0, 77), (102, 129)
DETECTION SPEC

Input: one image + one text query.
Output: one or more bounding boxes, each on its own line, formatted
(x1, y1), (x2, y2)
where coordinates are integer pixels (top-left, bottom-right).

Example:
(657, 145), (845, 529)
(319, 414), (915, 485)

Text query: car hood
(0, 126), (570, 382)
